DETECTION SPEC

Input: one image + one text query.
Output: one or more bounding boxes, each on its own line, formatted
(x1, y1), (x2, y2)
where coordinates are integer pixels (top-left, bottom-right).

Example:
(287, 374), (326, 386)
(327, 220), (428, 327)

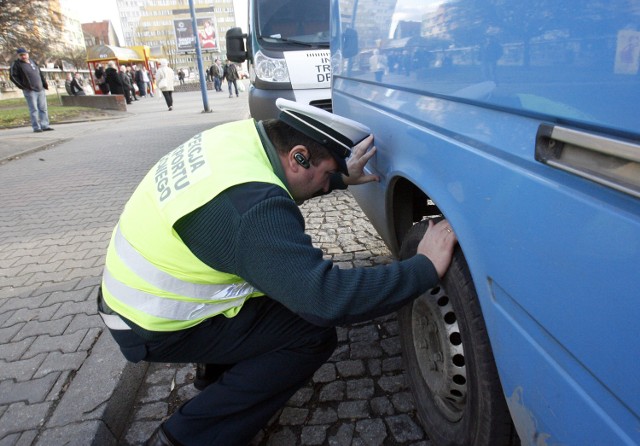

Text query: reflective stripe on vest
(105, 224), (257, 321)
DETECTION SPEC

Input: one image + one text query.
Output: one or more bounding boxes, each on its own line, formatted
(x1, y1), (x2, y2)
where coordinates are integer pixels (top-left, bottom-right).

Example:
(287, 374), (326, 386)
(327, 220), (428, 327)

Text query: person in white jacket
(156, 59), (175, 111)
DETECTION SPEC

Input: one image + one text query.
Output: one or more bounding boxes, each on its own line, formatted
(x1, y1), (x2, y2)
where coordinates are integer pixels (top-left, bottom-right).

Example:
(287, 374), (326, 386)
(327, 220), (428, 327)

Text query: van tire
(398, 219), (518, 446)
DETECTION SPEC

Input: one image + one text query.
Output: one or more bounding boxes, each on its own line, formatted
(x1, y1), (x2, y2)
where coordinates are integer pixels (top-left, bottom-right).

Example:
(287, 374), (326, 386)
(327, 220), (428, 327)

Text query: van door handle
(535, 124), (640, 198)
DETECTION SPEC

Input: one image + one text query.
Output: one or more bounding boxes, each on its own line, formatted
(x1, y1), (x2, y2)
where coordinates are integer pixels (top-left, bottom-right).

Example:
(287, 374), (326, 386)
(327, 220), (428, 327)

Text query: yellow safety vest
(102, 119), (290, 332)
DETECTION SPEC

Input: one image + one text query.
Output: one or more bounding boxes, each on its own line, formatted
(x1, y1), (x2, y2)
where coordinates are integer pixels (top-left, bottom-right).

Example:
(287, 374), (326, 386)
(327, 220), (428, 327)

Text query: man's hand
(343, 135), (379, 186)
(417, 219), (458, 278)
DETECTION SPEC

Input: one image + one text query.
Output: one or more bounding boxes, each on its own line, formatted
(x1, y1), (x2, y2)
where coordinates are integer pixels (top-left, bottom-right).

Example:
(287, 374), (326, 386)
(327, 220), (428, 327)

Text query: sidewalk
(0, 111), (126, 165)
(0, 87), (251, 446)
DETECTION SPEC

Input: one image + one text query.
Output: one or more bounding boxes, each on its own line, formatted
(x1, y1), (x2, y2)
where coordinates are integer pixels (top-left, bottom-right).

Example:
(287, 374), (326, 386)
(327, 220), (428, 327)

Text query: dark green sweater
(174, 180), (438, 327)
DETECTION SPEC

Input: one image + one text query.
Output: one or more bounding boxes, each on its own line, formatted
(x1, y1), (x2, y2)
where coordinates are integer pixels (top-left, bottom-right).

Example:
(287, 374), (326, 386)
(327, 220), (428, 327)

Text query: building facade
(117, 0), (236, 71)
(82, 21), (121, 47)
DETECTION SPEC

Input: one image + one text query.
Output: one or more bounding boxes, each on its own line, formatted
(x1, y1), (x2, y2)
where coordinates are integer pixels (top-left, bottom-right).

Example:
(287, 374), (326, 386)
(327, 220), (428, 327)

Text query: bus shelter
(86, 45), (158, 95)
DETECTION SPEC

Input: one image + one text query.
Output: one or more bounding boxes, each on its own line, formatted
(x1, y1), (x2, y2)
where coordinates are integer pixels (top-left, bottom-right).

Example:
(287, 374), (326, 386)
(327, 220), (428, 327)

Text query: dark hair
(262, 119), (331, 166)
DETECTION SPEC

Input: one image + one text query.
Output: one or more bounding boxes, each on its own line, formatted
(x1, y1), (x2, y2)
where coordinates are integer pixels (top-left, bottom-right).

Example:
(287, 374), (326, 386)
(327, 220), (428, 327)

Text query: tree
(0, 0), (61, 64)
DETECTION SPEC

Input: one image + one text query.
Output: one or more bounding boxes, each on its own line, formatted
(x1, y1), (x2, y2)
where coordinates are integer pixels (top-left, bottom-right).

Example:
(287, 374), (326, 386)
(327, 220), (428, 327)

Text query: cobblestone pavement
(121, 190), (431, 446)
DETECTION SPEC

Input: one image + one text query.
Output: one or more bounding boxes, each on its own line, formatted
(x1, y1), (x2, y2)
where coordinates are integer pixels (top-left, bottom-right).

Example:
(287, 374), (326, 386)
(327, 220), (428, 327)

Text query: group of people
(94, 61), (175, 111)
(94, 62), (154, 105)
(64, 72), (88, 96)
(208, 58), (241, 97)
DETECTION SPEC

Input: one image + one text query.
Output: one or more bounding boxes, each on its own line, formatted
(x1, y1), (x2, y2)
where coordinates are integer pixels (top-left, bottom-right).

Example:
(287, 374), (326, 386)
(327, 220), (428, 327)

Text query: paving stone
(312, 363), (336, 383)
(279, 407), (309, 426)
(0, 401), (51, 433)
(264, 427), (296, 446)
(349, 325), (379, 343)
(318, 381), (345, 402)
(122, 420), (158, 445)
(380, 336), (402, 356)
(350, 341), (383, 359)
(24, 330), (88, 358)
(1, 353), (46, 381)
(346, 378), (375, 400)
(0, 372), (60, 404)
(308, 407), (338, 425)
(336, 359), (365, 378)
(355, 418), (387, 446)
(337, 400), (370, 420)
(328, 423), (355, 446)
(385, 414), (424, 443)
(140, 384), (173, 404)
(288, 387), (314, 407)
(370, 396), (395, 417)
(34, 351), (87, 378)
(381, 356), (404, 373)
(134, 402), (169, 421)
(301, 424), (328, 445)
(391, 392), (416, 413)
(12, 315), (72, 342)
(3, 304), (61, 329)
(35, 420), (116, 446)
(0, 337), (34, 362)
(378, 374), (408, 394)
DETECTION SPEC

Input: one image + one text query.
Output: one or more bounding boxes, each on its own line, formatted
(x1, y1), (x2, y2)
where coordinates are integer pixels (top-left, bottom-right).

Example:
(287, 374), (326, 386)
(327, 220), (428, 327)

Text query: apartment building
(117, 0), (237, 70)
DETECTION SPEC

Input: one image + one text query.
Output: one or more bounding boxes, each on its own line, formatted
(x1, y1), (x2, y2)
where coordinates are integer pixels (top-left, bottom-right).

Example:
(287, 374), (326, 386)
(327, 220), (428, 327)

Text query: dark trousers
(161, 90), (173, 108)
(108, 297), (336, 446)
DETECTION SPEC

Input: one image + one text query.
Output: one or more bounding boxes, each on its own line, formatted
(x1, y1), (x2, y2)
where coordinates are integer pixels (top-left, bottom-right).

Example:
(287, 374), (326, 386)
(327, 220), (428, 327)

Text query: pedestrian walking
(156, 60), (176, 110)
(225, 60), (240, 97)
(97, 98), (457, 446)
(211, 58), (223, 92)
(9, 48), (54, 133)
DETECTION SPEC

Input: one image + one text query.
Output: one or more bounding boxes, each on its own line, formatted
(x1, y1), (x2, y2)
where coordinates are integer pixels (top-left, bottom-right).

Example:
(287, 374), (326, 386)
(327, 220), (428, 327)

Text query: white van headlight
(254, 50), (290, 83)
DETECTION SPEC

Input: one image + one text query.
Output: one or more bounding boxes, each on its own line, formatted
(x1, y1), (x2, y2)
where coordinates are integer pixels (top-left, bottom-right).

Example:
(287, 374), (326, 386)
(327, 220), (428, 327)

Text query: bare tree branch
(0, 0), (61, 64)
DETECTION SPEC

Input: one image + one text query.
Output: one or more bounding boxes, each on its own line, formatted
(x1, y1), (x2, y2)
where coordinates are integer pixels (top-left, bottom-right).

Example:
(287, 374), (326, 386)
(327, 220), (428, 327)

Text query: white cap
(275, 98), (371, 175)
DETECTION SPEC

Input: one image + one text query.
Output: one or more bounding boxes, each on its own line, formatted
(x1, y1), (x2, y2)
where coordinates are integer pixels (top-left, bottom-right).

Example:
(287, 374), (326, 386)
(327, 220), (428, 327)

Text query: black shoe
(42, 127), (54, 131)
(33, 129), (43, 133)
(145, 424), (180, 446)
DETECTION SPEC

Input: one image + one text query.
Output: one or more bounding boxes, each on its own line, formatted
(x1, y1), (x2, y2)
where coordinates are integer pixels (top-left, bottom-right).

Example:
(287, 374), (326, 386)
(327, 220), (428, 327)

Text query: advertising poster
(197, 17), (219, 51)
(174, 17), (219, 52)
(174, 19), (196, 52)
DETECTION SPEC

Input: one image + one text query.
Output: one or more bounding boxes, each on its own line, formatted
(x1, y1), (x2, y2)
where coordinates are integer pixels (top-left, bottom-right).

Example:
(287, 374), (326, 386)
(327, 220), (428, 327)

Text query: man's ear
(289, 145), (310, 171)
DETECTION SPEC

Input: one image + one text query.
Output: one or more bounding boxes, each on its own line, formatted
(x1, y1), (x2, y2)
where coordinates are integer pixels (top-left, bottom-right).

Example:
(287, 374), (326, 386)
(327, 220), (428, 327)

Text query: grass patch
(0, 96), (109, 129)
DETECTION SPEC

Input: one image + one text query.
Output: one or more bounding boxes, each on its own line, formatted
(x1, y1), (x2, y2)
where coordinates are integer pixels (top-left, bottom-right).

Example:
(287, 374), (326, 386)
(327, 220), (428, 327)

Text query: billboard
(173, 17), (219, 52)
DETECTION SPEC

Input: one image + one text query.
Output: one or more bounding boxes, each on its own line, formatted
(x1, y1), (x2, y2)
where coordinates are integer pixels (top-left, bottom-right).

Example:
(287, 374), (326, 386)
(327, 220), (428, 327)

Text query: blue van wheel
(398, 219), (518, 446)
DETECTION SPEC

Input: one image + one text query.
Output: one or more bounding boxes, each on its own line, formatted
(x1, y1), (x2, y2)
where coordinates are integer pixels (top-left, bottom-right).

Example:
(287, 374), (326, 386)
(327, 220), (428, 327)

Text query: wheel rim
(410, 286), (468, 422)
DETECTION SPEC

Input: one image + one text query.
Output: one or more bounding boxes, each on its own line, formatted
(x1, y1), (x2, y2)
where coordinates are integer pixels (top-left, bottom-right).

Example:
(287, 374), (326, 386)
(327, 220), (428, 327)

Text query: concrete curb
(35, 300), (148, 446)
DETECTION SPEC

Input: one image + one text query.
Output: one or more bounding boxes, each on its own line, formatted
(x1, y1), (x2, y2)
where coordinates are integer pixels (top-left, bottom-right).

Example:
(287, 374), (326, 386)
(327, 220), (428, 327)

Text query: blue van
(331, 0), (640, 445)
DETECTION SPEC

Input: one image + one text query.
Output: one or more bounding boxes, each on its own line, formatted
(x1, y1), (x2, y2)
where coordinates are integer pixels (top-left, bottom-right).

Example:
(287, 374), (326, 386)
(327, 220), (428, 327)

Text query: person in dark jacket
(126, 66), (138, 101)
(9, 48), (53, 133)
(94, 63), (109, 94)
(98, 98), (457, 446)
(133, 65), (146, 97)
(119, 65), (134, 104)
(105, 61), (124, 96)
(70, 72), (86, 96)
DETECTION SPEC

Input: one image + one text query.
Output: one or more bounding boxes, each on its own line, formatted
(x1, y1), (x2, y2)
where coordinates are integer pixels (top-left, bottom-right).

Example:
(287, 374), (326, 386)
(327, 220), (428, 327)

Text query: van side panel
(332, 0), (640, 443)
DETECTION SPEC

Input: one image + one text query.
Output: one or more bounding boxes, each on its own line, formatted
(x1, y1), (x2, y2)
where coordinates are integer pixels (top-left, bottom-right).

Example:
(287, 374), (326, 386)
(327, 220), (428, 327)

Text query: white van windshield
(257, 0), (330, 45)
